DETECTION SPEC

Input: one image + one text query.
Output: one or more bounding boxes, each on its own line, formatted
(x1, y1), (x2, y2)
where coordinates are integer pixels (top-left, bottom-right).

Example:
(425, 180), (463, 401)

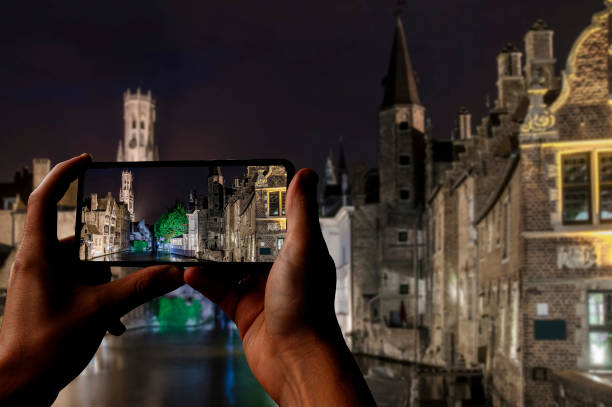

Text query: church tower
(119, 170), (135, 221)
(378, 11), (426, 209)
(117, 88), (159, 162)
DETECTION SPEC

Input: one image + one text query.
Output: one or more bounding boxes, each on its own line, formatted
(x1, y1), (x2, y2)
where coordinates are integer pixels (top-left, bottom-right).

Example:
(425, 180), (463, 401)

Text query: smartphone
(75, 160), (295, 267)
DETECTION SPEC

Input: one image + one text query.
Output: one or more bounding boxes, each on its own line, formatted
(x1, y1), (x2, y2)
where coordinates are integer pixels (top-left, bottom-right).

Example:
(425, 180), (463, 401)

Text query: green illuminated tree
(154, 203), (188, 241)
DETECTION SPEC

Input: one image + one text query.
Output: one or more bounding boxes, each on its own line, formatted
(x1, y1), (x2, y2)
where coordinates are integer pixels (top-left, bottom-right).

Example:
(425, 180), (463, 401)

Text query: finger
(107, 319), (127, 336)
(184, 267), (266, 331)
(24, 154), (92, 250)
(283, 168), (326, 257)
(184, 267), (241, 319)
(97, 265), (184, 318)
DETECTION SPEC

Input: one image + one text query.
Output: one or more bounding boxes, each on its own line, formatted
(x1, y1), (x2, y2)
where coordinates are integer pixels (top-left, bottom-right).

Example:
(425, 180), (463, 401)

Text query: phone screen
(77, 160), (293, 265)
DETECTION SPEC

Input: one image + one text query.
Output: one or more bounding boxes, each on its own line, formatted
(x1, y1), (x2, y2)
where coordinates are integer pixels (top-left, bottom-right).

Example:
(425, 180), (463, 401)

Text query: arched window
(132, 119), (137, 129)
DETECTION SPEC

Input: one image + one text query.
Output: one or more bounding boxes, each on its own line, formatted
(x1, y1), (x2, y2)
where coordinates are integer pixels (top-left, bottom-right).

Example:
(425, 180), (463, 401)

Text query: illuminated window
(588, 292), (612, 367)
(269, 192), (280, 216)
(562, 153), (591, 224)
(281, 191), (286, 216)
(599, 153), (612, 222)
(277, 237), (284, 251)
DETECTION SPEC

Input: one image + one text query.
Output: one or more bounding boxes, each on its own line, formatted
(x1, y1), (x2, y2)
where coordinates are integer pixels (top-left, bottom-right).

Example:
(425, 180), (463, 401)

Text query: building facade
(323, 3), (612, 405)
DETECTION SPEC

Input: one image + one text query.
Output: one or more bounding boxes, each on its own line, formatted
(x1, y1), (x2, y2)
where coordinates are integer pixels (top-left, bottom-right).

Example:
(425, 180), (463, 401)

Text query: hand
(184, 169), (376, 406)
(0, 154), (185, 405)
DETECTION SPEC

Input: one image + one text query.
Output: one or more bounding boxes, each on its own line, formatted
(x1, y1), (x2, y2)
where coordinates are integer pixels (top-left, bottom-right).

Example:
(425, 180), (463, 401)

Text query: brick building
(323, 3), (612, 405)
(223, 165), (287, 262)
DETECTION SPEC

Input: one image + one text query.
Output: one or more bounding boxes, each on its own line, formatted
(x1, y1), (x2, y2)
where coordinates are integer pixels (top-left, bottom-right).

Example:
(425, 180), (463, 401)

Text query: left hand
(0, 154), (184, 405)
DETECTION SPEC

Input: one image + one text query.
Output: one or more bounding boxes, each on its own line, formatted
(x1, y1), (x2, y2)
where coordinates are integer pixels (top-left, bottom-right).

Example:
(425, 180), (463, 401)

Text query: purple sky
(0, 1), (604, 182)
(84, 165), (249, 223)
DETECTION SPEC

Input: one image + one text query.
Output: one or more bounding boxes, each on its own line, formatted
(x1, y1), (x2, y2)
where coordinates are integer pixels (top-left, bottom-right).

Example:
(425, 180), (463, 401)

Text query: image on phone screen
(77, 162), (291, 264)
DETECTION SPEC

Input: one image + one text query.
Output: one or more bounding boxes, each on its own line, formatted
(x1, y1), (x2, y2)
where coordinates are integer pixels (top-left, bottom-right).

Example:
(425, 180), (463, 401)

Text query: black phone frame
(75, 159), (295, 270)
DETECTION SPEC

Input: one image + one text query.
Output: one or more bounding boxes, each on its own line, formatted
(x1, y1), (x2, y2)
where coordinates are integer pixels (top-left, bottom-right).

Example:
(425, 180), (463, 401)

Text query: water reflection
(53, 323), (276, 407)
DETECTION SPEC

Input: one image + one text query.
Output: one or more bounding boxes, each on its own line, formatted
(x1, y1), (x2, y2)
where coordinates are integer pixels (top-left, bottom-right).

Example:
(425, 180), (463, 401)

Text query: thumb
(97, 265), (184, 318)
(285, 168), (323, 250)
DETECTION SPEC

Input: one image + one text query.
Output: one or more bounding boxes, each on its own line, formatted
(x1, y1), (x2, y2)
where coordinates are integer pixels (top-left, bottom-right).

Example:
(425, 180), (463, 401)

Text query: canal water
(52, 323), (276, 407)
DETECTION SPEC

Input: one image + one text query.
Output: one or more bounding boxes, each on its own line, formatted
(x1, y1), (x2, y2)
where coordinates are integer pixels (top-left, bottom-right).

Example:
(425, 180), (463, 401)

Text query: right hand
(184, 169), (376, 406)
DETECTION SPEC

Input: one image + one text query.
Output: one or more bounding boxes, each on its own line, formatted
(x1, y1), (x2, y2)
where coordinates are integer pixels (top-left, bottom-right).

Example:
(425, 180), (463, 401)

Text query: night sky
(84, 165), (250, 223)
(0, 1), (604, 183)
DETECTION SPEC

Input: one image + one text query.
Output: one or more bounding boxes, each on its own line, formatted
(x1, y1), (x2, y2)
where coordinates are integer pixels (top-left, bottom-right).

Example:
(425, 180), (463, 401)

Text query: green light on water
(155, 297), (203, 332)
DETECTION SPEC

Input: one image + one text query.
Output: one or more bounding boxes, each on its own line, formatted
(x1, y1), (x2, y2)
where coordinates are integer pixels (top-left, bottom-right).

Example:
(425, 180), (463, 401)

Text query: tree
(154, 203), (188, 241)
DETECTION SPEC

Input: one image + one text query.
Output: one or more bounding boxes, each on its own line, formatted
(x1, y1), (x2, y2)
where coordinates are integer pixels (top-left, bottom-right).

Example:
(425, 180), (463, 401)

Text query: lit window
(277, 237), (284, 251)
(599, 153), (612, 222)
(399, 155), (411, 166)
(562, 153), (591, 224)
(281, 191), (286, 216)
(588, 292), (612, 367)
(400, 189), (410, 201)
(269, 192), (280, 216)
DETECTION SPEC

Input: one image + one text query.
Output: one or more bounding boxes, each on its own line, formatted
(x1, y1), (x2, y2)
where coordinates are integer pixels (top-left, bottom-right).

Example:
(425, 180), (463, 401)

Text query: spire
(381, 12), (422, 109)
(325, 149), (338, 186)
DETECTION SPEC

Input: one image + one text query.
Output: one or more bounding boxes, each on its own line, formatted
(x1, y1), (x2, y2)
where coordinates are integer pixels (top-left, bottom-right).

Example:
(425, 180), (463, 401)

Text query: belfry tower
(117, 88), (159, 162)
(119, 170), (135, 221)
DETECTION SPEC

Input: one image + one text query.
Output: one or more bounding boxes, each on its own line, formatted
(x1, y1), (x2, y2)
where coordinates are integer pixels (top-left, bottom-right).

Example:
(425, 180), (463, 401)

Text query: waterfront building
(81, 191), (131, 258)
(322, 3), (612, 405)
(222, 166), (288, 262)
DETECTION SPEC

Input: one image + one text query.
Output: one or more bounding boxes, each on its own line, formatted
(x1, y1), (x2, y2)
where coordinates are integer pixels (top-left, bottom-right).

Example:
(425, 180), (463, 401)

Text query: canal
(52, 324), (276, 407)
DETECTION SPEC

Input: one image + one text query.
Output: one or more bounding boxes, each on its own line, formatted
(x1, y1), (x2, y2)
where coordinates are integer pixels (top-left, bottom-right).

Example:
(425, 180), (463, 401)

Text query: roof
(381, 16), (421, 109)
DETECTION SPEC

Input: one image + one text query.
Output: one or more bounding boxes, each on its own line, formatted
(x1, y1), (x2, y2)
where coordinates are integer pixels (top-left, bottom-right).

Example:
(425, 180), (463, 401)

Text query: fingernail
(80, 153), (93, 161)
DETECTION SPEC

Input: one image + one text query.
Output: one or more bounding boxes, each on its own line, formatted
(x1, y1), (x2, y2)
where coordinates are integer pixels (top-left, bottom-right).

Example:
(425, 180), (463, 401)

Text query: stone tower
(378, 14), (426, 209)
(117, 88), (159, 162)
(119, 170), (135, 221)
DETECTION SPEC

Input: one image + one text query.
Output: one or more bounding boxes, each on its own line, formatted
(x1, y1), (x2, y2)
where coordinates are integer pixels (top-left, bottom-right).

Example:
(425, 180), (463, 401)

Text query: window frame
(561, 152), (592, 225)
(598, 152), (612, 223)
(587, 291), (612, 368)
